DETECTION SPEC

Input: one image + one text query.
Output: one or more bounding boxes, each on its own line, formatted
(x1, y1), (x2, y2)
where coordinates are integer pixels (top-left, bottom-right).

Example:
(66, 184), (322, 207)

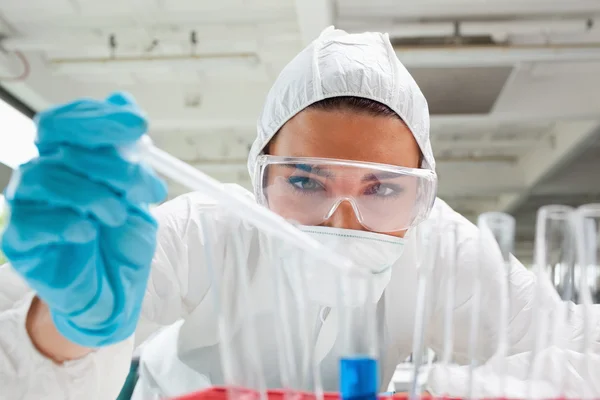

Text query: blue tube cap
(339, 357), (379, 400)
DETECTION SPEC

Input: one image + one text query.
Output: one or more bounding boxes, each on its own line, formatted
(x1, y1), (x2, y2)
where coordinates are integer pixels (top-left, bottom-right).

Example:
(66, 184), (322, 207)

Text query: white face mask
(297, 226), (406, 307)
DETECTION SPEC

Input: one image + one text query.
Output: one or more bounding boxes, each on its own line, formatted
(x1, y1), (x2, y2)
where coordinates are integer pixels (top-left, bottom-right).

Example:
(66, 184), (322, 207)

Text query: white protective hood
(247, 26), (436, 185)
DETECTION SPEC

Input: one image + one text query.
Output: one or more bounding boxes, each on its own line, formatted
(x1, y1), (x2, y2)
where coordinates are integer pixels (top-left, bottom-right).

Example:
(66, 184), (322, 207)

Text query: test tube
(572, 204), (600, 397)
(527, 205), (574, 399)
(469, 212), (515, 398)
(438, 221), (459, 396)
(409, 222), (440, 400)
(228, 224), (270, 400)
(269, 242), (323, 400)
(337, 268), (379, 400)
(191, 201), (351, 399)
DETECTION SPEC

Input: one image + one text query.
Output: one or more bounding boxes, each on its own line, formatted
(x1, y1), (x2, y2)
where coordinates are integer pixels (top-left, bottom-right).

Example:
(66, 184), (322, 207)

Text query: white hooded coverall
(1, 27), (599, 399)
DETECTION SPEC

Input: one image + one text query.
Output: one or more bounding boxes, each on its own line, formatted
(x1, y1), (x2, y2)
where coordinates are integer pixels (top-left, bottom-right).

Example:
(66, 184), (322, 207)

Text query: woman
(0, 27), (595, 399)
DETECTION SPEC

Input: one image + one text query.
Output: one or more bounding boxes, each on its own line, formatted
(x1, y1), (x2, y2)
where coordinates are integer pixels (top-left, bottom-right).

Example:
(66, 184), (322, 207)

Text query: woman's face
(267, 108), (421, 238)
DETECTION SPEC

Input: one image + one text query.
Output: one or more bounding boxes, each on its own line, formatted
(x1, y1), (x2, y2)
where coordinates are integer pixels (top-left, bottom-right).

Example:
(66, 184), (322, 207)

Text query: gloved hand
(1, 92), (167, 347)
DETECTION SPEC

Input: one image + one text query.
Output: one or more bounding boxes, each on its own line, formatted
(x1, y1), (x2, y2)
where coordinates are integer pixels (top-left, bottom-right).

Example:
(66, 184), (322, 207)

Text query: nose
(322, 199), (365, 231)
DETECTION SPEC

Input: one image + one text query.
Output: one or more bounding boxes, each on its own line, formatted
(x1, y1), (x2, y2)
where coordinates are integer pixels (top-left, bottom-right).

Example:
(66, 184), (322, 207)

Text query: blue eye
(288, 176), (324, 192)
(364, 182), (403, 197)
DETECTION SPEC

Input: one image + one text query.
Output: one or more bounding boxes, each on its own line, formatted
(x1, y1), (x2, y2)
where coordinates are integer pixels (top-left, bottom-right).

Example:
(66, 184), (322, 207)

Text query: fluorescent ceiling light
(0, 99), (37, 168)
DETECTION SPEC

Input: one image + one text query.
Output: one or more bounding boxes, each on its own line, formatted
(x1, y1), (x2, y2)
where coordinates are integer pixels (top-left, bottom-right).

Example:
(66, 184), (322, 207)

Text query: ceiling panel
(532, 132), (600, 195)
(409, 66), (514, 115)
(492, 65), (600, 116)
(529, 60), (600, 78)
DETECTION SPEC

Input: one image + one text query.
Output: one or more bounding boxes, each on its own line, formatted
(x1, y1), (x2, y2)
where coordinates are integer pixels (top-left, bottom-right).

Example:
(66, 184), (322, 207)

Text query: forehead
(271, 108), (421, 168)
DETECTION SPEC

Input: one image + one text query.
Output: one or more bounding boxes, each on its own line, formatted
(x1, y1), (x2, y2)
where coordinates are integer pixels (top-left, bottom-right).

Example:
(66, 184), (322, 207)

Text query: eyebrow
(285, 164), (334, 178)
(284, 165), (404, 181)
(361, 171), (403, 182)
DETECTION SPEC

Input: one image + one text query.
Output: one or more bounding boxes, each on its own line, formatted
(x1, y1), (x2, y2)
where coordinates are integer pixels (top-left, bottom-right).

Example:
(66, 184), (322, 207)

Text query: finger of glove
(99, 207), (158, 323)
(38, 144), (167, 205)
(100, 205), (159, 271)
(1, 202), (97, 254)
(5, 162), (129, 227)
(35, 95), (147, 148)
(105, 91), (140, 108)
(62, 209), (158, 336)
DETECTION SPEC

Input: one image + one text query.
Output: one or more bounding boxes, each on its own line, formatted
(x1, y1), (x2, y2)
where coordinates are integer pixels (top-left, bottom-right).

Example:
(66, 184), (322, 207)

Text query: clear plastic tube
(439, 221), (458, 396)
(338, 270), (379, 400)
(409, 221), (440, 400)
(572, 204), (600, 397)
(527, 205), (574, 399)
(469, 212), (515, 399)
(271, 246), (302, 400)
(441, 222), (458, 365)
(141, 136), (353, 270)
(197, 212), (267, 400)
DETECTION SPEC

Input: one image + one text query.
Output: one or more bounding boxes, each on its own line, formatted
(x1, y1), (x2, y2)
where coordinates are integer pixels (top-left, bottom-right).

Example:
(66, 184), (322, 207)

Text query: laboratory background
(1, 0), (600, 395)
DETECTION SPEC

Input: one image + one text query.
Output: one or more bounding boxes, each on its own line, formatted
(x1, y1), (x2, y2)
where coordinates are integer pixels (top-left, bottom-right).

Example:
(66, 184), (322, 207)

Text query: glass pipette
(139, 135), (353, 270)
(138, 136), (358, 400)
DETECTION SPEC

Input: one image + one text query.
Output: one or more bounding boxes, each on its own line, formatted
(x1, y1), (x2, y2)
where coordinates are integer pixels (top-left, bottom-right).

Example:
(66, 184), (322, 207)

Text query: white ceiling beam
(2, 31), (262, 53)
(339, 21), (456, 37)
(340, 19), (592, 38)
(493, 120), (600, 213)
(433, 138), (544, 151)
(8, 7), (296, 32)
(150, 119), (258, 134)
(337, 0), (600, 20)
(460, 19), (592, 38)
(395, 47), (600, 68)
(47, 54), (260, 75)
(2, 23), (298, 50)
(148, 112), (599, 134)
(430, 113), (600, 128)
(294, 0), (334, 46)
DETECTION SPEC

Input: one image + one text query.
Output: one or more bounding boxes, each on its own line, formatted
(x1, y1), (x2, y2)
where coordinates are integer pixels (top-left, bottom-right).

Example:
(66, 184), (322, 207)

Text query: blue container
(339, 356), (379, 400)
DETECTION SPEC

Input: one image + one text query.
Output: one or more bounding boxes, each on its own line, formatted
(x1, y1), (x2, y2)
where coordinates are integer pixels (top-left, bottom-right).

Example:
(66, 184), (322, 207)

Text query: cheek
(386, 229), (407, 238)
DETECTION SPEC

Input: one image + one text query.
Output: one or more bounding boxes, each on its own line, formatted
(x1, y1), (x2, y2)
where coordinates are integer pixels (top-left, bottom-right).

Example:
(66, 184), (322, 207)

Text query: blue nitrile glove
(1, 92), (167, 347)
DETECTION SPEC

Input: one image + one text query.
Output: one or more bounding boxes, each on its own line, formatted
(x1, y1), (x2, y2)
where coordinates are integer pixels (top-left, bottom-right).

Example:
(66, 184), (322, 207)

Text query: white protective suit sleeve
(0, 192), (212, 400)
(427, 347), (600, 397)
(425, 199), (600, 364)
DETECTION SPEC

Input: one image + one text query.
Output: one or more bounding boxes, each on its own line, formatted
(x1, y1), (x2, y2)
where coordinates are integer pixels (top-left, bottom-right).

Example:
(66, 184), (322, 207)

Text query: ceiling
(1, 0), (600, 263)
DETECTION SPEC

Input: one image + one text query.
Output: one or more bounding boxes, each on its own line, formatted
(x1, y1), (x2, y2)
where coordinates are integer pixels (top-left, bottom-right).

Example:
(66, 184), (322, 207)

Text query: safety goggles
(254, 155), (437, 233)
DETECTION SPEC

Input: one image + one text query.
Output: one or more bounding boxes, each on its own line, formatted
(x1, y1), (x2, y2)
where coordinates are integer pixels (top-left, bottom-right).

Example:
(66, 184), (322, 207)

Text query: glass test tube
(409, 222), (440, 400)
(572, 204), (600, 397)
(439, 222), (459, 397)
(270, 242), (324, 400)
(468, 212), (515, 399)
(527, 205), (574, 399)
(338, 268), (379, 400)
